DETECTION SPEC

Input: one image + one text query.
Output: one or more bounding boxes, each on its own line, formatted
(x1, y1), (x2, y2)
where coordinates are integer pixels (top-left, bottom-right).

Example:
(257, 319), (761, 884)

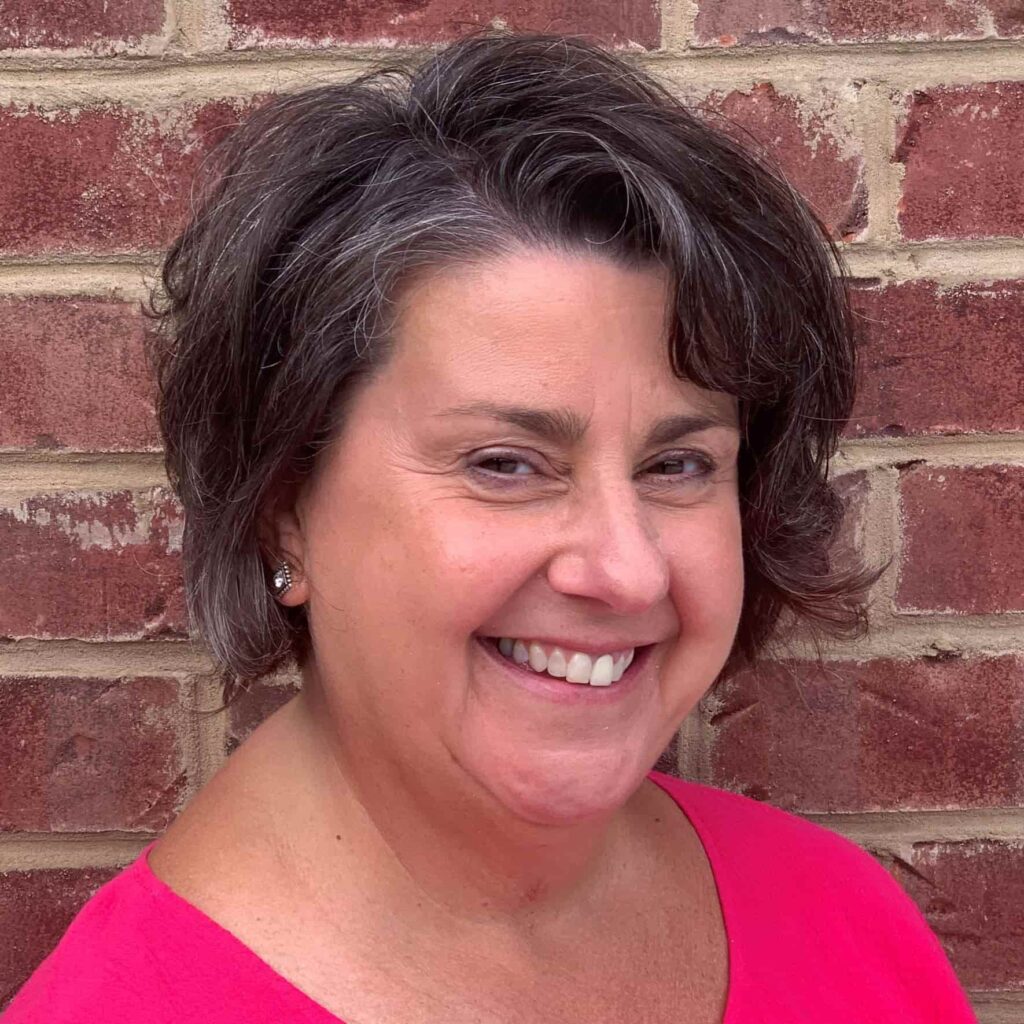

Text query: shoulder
(652, 770), (932, 923)
(3, 862), (155, 1022)
(3, 849), (227, 1024)
(649, 771), (978, 1020)
(651, 769), (892, 889)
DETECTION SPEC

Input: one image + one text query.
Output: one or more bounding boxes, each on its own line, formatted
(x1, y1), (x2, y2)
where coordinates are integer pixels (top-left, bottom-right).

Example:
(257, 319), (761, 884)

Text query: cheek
(313, 486), (542, 643)
(664, 503), (745, 640)
(409, 507), (542, 635)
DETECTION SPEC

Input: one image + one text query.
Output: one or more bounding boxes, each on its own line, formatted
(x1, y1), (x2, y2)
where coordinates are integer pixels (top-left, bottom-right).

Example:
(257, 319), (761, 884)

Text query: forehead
(383, 248), (734, 423)
(392, 248), (667, 367)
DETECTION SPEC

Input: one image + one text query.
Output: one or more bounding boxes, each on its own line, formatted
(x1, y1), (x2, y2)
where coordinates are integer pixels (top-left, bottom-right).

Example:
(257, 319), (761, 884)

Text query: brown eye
(476, 456), (535, 476)
(644, 453), (714, 480)
(467, 449), (544, 485)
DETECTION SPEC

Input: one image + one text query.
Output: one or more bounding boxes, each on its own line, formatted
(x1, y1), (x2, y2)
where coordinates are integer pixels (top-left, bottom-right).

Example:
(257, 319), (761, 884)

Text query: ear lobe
(257, 498), (309, 606)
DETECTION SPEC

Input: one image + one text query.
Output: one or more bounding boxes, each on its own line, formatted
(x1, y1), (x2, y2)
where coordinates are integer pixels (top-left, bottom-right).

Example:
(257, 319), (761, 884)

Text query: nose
(545, 479), (671, 616)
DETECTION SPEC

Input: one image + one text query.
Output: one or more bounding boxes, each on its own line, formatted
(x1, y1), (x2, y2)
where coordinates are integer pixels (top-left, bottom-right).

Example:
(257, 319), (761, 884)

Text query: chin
(474, 746), (647, 826)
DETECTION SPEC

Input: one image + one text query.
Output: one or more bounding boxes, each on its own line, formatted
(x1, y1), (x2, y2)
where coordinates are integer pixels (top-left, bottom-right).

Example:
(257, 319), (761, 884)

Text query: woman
(5, 32), (976, 1023)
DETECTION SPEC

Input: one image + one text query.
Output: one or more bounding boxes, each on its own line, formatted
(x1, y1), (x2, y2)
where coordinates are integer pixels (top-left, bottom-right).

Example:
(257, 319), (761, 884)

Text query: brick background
(694, 1), (1024, 46)
(0, 0), (165, 52)
(0, 101), (250, 255)
(0, 676), (188, 832)
(0, 489), (185, 639)
(0, 2), (1021, 1019)
(223, 0), (661, 49)
(704, 656), (1024, 811)
(896, 83), (1024, 240)
(698, 82), (867, 239)
(0, 297), (158, 451)
(225, 679), (300, 755)
(850, 280), (1024, 436)
(879, 840), (1024, 991)
(898, 465), (1024, 614)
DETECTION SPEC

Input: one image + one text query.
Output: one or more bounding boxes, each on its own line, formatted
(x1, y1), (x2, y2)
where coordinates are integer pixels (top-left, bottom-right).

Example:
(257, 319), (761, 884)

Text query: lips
(475, 635), (654, 706)
(493, 637), (634, 686)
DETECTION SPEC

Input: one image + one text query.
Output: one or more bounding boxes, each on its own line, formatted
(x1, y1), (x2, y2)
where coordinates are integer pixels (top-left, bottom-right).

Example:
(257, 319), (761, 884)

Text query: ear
(257, 493), (310, 607)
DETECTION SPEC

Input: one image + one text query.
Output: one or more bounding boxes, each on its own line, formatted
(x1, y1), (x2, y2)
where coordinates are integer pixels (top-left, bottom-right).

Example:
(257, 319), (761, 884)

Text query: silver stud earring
(270, 561), (293, 597)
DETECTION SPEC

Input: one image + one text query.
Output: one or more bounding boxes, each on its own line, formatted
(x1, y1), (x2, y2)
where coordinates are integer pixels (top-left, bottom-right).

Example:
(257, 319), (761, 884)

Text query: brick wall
(0, 1), (1022, 1017)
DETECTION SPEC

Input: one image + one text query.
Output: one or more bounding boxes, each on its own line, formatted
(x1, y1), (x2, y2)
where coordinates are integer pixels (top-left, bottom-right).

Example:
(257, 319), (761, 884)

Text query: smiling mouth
(481, 636), (651, 687)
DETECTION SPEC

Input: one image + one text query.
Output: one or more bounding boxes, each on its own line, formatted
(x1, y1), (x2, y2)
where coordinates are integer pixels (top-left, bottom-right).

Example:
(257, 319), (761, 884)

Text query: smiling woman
(265, 251), (746, 826)
(4, 30), (977, 1024)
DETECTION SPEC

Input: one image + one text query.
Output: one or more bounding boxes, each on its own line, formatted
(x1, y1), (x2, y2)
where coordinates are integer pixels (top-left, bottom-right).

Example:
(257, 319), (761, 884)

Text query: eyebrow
(436, 401), (735, 449)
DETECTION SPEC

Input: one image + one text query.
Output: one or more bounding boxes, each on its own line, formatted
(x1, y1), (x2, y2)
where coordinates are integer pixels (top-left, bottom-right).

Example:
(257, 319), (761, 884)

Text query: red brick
(877, 839), (1024, 988)
(850, 280), (1024, 437)
(991, 0), (1024, 34)
(224, 0), (660, 49)
(0, 864), (121, 1009)
(225, 678), (300, 755)
(698, 83), (866, 239)
(0, 100), (251, 255)
(897, 465), (1024, 614)
(0, 0), (164, 52)
(0, 297), (158, 451)
(703, 656), (1024, 812)
(0, 489), (186, 640)
(694, 0), (1019, 45)
(895, 83), (1024, 240)
(0, 676), (187, 832)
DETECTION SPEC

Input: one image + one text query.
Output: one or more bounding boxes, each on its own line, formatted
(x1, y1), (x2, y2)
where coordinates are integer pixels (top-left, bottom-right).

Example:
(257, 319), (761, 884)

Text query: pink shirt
(3, 770), (978, 1022)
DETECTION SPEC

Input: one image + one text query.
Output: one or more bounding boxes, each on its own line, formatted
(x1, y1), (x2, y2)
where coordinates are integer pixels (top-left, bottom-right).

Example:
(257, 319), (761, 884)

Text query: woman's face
(279, 248), (743, 825)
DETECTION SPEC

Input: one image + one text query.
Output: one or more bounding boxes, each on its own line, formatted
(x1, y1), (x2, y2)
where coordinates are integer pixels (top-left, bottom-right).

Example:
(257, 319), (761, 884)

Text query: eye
(468, 450), (540, 480)
(477, 456), (534, 475)
(642, 452), (715, 480)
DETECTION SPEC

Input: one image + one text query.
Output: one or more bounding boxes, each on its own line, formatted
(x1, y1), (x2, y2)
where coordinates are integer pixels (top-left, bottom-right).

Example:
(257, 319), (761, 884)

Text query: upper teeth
(496, 638), (635, 686)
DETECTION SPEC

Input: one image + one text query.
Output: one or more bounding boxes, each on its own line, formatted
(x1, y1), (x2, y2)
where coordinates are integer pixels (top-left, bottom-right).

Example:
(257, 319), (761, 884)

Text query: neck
(271, 683), (643, 934)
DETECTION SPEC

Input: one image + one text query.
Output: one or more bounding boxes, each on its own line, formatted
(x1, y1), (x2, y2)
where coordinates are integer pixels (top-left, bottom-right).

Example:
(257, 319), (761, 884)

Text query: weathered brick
(991, 0), (1024, 34)
(694, 0), (1021, 46)
(0, 0), (164, 52)
(850, 280), (1024, 436)
(0, 864), (121, 1010)
(224, 0), (660, 49)
(832, 470), (870, 574)
(0, 489), (186, 640)
(703, 656), (1024, 812)
(654, 731), (681, 776)
(0, 676), (187, 832)
(225, 678), (300, 755)
(698, 83), (866, 239)
(876, 839), (1024, 989)
(0, 100), (250, 255)
(897, 465), (1024, 614)
(896, 83), (1024, 239)
(0, 297), (158, 451)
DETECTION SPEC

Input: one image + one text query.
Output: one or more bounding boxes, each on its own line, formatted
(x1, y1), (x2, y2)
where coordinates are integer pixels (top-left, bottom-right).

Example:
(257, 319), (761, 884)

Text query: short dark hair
(148, 30), (874, 709)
